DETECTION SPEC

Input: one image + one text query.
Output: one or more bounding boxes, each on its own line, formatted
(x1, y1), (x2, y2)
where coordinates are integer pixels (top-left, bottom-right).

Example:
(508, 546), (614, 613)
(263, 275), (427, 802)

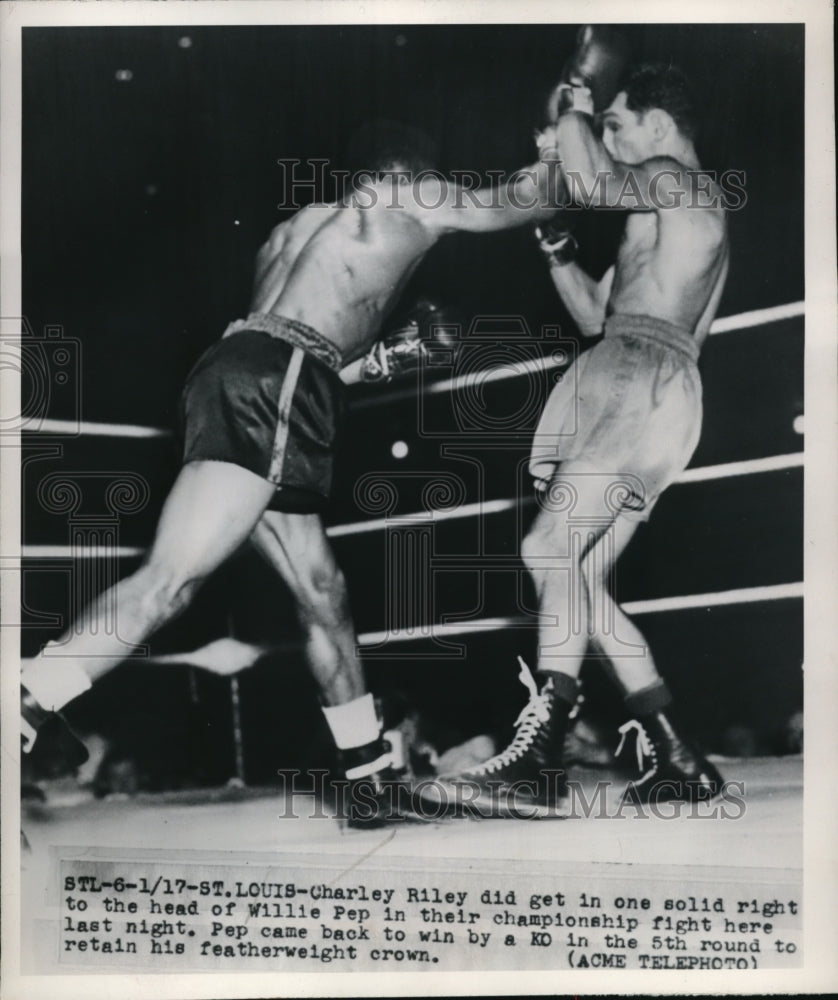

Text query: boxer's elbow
(576, 303), (607, 338)
(554, 283), (607, 338)
(582, 302), (607, 335)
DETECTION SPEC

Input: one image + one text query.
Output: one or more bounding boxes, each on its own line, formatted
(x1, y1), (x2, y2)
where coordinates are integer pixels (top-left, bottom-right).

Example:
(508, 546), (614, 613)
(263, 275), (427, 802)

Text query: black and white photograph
(1, 1), (836, 996)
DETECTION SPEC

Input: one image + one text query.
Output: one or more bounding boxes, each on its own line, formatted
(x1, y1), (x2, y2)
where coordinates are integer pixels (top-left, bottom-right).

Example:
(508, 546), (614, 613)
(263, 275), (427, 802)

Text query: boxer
(21, 120), (562, 827)
(434, 55), (730, 816)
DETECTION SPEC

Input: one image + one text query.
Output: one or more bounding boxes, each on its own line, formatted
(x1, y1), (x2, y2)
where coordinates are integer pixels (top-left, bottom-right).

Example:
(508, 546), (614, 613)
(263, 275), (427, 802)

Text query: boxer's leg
(251, 511), (402, 826)
(250, 511), (364, 707)
(423, 463), (620, 817)
(580, 512), (660, 690)
(581, 512), (722, 802)
(22, 460), (276, 724)
(521, 461), (621, 679)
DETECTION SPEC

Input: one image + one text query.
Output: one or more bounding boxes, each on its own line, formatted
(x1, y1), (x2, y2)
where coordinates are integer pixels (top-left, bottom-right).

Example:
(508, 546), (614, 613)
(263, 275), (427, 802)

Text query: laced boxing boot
(616, 709), (724, 804)
(21, 684), (89, 770)
(417, 659), (578, 819)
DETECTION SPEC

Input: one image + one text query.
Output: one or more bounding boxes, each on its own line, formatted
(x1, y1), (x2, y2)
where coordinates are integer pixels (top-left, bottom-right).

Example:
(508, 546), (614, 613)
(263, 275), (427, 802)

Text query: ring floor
(19, 756), (802, 975)
(21, 756), (800, 867)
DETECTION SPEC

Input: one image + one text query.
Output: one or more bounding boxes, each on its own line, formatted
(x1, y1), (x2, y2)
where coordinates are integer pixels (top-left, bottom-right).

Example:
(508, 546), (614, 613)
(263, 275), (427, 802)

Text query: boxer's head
(344, 119), (438, 187)
(601, 63), (698, 164)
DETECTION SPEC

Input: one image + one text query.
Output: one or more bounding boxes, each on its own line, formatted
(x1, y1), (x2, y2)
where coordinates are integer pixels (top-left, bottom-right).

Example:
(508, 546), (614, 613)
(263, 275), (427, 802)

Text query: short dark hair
(622, 63), (699, 141)
(344, 119), (438, 179)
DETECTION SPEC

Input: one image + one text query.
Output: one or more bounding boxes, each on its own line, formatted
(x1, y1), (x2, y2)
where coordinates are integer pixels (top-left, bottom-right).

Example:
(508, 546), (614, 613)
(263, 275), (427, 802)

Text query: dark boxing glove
(546, 25), (630, 122)
(361, 300), (459, 383)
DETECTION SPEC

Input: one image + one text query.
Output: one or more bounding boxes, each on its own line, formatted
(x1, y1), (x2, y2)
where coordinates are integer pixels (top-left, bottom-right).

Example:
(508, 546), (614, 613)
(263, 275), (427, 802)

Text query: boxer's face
(601, 92), (657, 164)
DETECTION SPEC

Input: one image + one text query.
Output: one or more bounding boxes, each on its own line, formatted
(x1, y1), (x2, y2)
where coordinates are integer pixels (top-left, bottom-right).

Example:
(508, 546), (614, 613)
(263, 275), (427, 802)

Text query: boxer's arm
(339, 358), (365, 385)
(554, 110), (627, 207)
(252, 221), (289, 286)
(556, 110), (686, 211)
(535, 218), (613, 335)
(408, 160), (562, 233)
(547, 264), (614, 337)
(692, 249), (729, 346)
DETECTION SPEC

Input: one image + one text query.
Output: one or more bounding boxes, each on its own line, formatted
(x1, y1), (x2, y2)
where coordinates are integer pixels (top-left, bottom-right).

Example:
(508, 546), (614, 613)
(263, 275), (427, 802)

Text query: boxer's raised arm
(555, 109), (687, 211)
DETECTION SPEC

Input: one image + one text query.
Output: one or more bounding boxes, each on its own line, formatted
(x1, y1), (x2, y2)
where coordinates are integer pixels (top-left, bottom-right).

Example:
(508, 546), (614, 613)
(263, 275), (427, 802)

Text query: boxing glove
(546, 25), (630, 121)
(361, 300), (459, 383)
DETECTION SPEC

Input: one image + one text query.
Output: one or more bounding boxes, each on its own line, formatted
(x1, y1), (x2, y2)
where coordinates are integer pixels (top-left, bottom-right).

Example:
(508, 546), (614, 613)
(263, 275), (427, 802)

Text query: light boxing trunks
(529, 313), (702, 520)
(180, 313), (345, 513)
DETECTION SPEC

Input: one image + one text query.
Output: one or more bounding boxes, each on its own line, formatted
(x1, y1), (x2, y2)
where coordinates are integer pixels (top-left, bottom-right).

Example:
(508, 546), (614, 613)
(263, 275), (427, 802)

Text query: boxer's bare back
(249, 165), (560, 365)
(250, 196), (434, 363)
(605, 199), (729, 344)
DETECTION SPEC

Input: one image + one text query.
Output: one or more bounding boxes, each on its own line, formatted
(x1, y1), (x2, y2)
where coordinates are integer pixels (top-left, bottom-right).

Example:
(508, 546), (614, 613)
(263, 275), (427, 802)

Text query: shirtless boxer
(435, 62), (729, 815)
(21, 122), (561, 825)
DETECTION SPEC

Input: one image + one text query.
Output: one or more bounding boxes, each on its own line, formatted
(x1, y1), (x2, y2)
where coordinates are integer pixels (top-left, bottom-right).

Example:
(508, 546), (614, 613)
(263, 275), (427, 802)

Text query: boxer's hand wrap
(535, 220), (579, 267)
(555, 83), (595, 118)
(361, 300), (459, 383)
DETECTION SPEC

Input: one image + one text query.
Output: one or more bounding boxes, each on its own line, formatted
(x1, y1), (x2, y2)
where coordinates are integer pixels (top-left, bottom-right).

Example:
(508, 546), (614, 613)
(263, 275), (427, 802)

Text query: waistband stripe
(604, 314), (699, 362)
(222, 313), (343, 372)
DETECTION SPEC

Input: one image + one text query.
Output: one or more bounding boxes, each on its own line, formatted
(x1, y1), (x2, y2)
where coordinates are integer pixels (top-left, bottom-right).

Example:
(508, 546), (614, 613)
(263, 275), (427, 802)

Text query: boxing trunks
(180, 313), (345, 513)
(529, 313), (702, 519)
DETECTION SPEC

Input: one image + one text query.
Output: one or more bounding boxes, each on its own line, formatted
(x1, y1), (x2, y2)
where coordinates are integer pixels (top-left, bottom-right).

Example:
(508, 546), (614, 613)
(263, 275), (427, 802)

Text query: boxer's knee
(580, 551), (605, 593)
(130, 560), (204, 624)
(520, 527), (543, 575)
(521, 516), (567, 574)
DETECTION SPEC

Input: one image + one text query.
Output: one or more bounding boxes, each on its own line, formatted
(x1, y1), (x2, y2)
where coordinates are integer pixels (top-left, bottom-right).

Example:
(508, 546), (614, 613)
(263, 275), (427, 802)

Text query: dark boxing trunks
(180, 313), (345, 513)
(529, 313), (702, 520)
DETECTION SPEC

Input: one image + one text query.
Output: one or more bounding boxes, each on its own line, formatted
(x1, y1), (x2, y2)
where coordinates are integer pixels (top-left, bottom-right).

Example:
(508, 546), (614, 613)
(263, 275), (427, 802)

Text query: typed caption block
(39, 849), (802, 973)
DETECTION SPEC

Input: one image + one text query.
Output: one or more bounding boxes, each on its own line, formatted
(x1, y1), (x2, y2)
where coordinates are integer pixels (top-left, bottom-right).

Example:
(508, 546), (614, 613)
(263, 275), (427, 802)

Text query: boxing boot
(21, 684), (89, 770)
(418, 660), (577, 819)
(617, 709), (724, 804)
(336, 736), (408, 829)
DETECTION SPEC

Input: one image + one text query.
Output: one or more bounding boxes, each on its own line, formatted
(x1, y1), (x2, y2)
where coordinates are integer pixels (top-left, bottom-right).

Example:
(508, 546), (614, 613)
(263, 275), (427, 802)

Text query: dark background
(20, 23), (804, 788)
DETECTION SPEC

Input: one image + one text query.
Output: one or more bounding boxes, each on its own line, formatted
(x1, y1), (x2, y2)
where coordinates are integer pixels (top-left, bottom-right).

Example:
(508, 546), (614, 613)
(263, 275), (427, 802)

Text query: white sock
(321, 693), (380, 750)
(22, 649), (92, 712)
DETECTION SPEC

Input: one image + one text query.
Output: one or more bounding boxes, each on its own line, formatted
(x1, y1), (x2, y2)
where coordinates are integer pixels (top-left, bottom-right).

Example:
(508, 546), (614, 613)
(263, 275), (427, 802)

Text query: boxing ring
(6, 3), (836, 987)
(20, 294), (803, 840)
(15, 295), (804, 986)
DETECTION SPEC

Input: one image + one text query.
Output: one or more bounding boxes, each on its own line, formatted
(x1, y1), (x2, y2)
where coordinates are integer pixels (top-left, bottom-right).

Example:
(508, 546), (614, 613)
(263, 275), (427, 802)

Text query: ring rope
(22, 418), (170, 438)
(21, 450), (802, 557)
(24, 301), (803, 439)
(354, 581), (804, 646)
(328, 451), (803, 536)
(22, 545), (146, 558)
